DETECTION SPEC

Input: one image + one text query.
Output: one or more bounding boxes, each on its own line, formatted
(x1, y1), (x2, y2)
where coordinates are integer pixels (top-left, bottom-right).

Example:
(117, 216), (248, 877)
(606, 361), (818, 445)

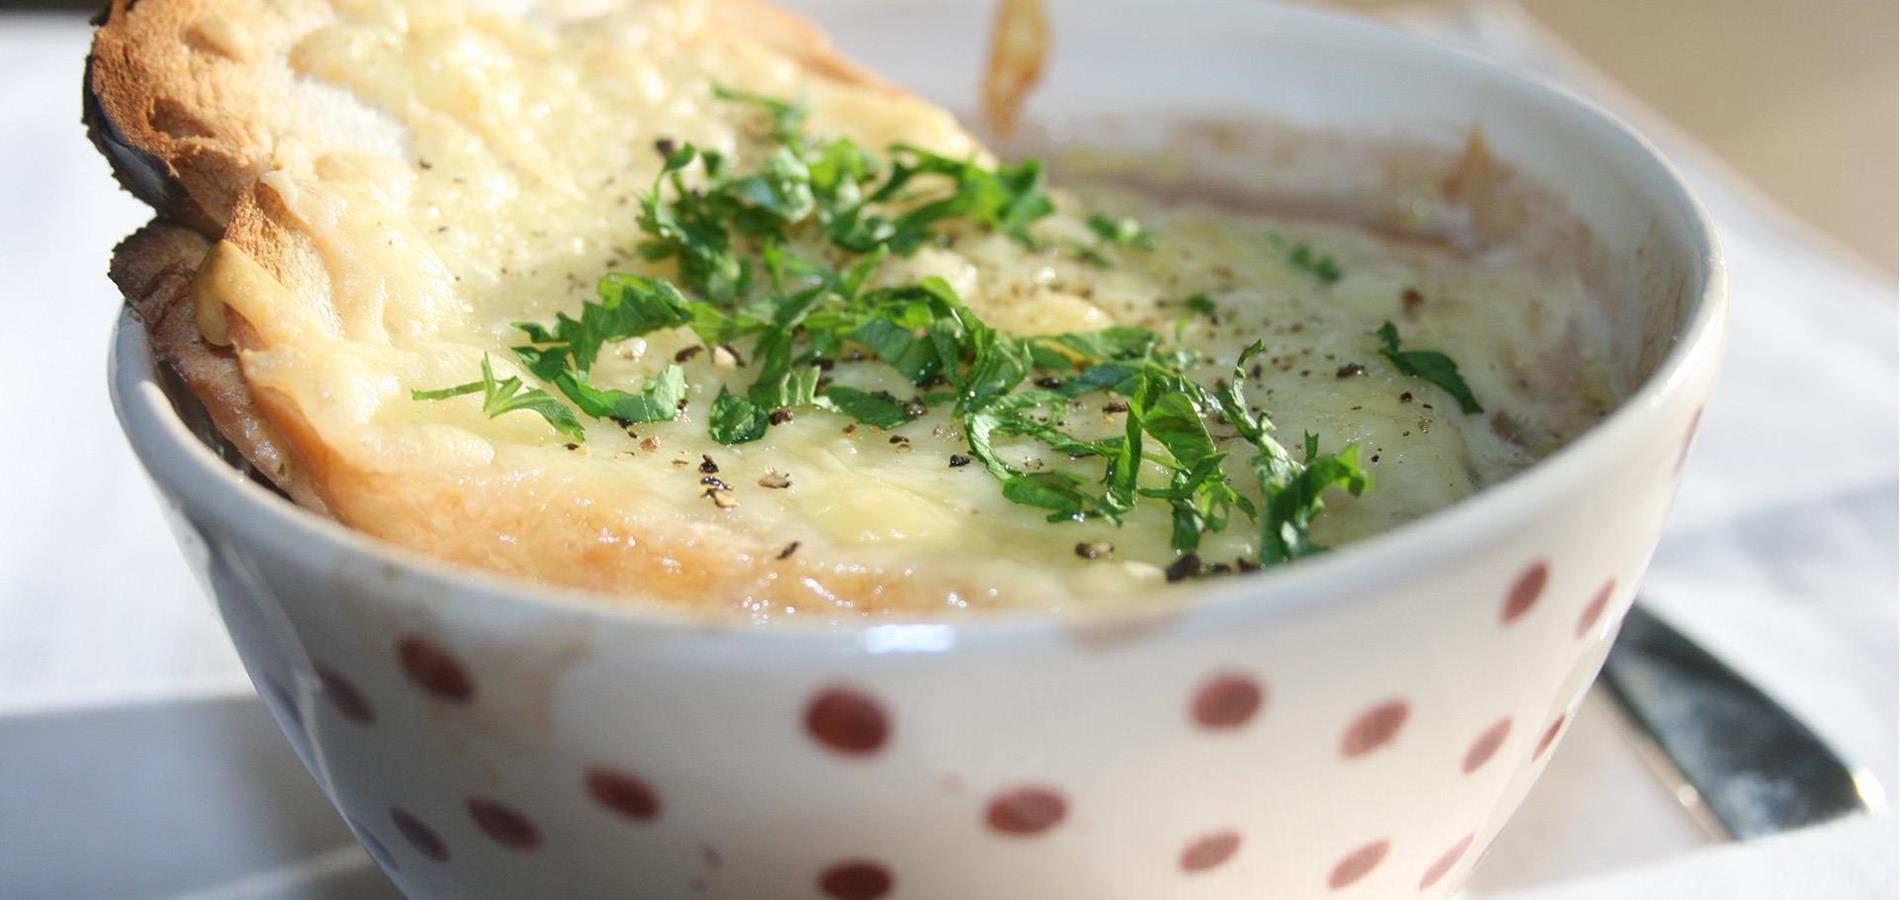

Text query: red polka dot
(466, 797), (541, 850)
(818, 860), (893, 899)
(1575, 579), (1617, 639)
(314, 663), (375, 724)
(398, 637), (474, 702)
(390, 808), (448, 862)
(1501, 562), (1548, 624)
(986, 786), (1067, 835)
(1341, 700), (1410, 758)
(1328, 839), (1390, 890)
(586, 768), (662, 823)
(1180, 830), (1242, 872)
(804, 687), (890, 755)
(1533, 714), (1567, 761)
(1192, 674), (1265, 730)
(1674, 407), (1703, 476)
(1418, 834), (1474, 890)
(1462, 718), (1512, 774)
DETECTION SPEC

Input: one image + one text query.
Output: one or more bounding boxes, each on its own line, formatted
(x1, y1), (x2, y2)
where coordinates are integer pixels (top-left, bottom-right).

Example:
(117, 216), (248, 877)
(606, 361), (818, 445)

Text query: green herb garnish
(1269, 233), (1343, 284)
(422, 85), (1376, 572)
(1375, 321), (1484, 414)
(709, 387), (770, 445)
(1217, 343), (1372, 563)
(1289, 243), (1342, 284)
(824, 386), (917, 429)
(412, 354), (585, 440)
(1087, 213), (1155, 250)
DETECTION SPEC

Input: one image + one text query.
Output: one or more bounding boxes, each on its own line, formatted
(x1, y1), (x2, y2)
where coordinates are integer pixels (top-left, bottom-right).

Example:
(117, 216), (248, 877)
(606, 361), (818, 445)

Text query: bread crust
(89, 0), (968, 614)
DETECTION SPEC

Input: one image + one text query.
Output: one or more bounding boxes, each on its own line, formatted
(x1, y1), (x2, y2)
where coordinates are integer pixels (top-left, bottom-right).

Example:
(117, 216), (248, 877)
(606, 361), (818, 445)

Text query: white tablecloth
(0, 5), (1892, 896)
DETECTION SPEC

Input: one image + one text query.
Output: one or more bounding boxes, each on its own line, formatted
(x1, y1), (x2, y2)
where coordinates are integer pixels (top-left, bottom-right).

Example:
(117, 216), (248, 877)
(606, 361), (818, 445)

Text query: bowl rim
(105, 0), (1726, 646)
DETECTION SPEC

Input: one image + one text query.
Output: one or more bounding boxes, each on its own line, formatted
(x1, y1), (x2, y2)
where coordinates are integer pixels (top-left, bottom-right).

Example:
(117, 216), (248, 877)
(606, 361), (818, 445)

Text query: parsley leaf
(637, 146), (750, 302)
(874, 146), (1055, 253)
(824, 386), (916, 429)
(1181, 294), (1217, 317)
(1218, 343), (1371, 565)
(723, 146), (816, 223)
(1087, 213), (1155, 250)
(515, 273), (697, 376)
(412, 354), (584, 440)
(1001, 471), (1113, 523)
(709, 387), (769, 445)
(712, 83), (809, 144)
(1259, 443), (1372, 564)
(1268, 233), (1343, 284)
(1374, 321), (1484, 414)
(515, 350), (686, 426)
(1032, 326), (1159, 369)
(1289, 243), (1343, 283)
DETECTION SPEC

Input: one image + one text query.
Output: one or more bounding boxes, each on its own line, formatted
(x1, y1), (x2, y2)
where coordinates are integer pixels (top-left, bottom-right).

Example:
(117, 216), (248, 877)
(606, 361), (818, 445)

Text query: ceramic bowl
(106, 1), (1723, 897)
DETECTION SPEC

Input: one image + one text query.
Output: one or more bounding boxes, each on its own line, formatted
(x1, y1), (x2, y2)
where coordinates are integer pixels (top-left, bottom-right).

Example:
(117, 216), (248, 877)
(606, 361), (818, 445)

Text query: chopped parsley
(418, 85), (1377, 572)
(1269, 233), (1343, 284)
(1087, 213), (1155, 250)
(709, 387), (770, 445)
(823, 386), (916, 429)
(1375, 321), (1484, 414)
(412, 354), (584, 440)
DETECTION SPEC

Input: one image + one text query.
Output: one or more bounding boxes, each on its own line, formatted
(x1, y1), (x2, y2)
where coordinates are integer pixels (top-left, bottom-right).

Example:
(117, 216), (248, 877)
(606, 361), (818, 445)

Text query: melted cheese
(195, 0), (1614, 615)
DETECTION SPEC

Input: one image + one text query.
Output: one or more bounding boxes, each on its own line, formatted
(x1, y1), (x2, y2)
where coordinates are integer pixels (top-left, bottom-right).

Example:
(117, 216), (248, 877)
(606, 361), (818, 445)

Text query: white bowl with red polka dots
(107, 1), (1724, 897)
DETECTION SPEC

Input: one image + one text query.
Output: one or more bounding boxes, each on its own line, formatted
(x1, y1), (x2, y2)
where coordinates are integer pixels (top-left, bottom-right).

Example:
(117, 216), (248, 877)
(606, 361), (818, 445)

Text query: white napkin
(0, 5), (1892, 896)
(1498, 816), (1898, 900)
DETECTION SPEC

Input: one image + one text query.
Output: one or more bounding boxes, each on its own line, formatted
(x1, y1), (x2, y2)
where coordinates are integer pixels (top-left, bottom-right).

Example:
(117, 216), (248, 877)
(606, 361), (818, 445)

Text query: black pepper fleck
(1074, 541), (1114, 560)
(948, 454), (972, 468)
(655, 138), (678, 158)
(1399, 391), (1414, 404)
(1165, 553), (1203, 583)
(674, 345), (703, 363)
(776, 541), (800, 560)
(699, 454), (718, 474)
(1335, 363), (1366, 379)
(700, 475), (730, 491)
(769, 408), (793, 425)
